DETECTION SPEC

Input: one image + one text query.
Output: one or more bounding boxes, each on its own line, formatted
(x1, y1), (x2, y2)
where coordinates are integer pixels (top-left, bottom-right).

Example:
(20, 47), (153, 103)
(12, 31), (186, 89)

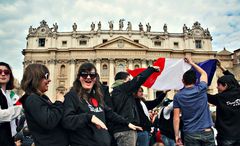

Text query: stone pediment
(93, 36), (149, 50)
(27, 20), (53, 37)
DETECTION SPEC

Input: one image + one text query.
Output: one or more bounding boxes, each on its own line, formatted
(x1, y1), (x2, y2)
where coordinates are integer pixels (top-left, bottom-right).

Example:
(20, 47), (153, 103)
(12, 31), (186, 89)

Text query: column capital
(47, 59), (56, 64)
(109, 58), (115, 63)
(95, 58), (101, 63)
(68, 59), (76, 64)
(141, 59), (147, 63)
(88, 59), (94, 63)
(128, 58), (134, 62)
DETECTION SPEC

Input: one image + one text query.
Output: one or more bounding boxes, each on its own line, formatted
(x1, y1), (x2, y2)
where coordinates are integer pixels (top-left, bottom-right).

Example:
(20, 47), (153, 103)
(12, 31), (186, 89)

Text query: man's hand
(175, 136), (183, 146)
(184, 57), (194, 65)
(152, 66), (160, 72)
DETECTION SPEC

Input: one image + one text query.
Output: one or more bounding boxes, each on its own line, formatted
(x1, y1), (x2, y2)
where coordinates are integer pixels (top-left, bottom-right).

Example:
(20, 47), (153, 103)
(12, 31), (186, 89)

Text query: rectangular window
(103, 39), (108, 43)
(134, 40), (139, 43)
(154, 41), (161, 46)
(174, 42), (179, 48)
(79, 40), (87, 45)
(102, 81), (108, 85)
(195, 40), (202, 48)
(62, 41), (67, 47)
(38, 38), (45, 47)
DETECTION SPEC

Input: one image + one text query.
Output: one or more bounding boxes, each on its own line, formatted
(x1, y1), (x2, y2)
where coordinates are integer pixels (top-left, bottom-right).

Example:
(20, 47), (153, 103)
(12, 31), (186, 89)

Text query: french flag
(127, 58), (217, 90)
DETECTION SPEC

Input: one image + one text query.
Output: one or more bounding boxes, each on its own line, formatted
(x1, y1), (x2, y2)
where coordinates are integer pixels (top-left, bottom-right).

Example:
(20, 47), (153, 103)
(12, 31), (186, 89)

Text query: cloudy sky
(0, 0), (239, 81)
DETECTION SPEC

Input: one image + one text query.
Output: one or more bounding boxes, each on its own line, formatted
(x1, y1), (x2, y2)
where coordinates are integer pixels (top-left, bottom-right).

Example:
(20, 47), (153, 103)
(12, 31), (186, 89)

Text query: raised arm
(217, 59), (235, 76)
(121, 66), (160, 92)
(185, 57), (208, 84)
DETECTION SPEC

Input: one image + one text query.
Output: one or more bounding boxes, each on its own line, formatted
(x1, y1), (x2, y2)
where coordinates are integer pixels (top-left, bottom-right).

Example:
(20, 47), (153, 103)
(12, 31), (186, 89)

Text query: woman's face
(137, 88), (144, 97)
(38, 73), (51, 93)
(217, 83), (227, 93)
(0, 65), (10, 86)
(79, 69), (97, 91)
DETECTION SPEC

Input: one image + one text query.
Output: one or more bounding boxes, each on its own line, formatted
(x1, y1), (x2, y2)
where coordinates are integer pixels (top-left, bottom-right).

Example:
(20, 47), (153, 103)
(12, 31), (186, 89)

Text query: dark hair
(114, 71), (129, 81)
(0, 62), (14, 90)
(14, 133), (23, 142)
(217, 75), (239, 91)
(162, 98), (173, 106)
(21, 64), (49, 95)
(183, 70), (196, 85)
(72, 62), (103, 105)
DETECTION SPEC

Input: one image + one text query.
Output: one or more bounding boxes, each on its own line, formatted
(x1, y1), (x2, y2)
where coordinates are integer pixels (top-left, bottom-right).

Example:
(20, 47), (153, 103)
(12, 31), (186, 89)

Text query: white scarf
(140, 101), (150, 120)
(1, 89), (18, 136)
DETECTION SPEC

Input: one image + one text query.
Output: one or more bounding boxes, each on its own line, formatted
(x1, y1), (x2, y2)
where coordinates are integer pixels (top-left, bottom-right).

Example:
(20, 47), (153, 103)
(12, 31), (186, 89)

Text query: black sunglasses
(0, 69), (10, 75)
(80, 72), (97, 79)
(44, 73), (49, 80)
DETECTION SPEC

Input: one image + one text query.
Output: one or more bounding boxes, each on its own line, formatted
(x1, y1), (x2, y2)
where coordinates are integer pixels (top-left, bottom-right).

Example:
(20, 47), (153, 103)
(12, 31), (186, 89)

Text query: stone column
(128, 59), (133, 70)
(147, 59), (154, 99)
(47, 59), (56, 101)
(88, 59), (94, 64)
(69, 59), (76, 88)
(141, 59), (147, 68)
(95, 58), (101, 76)
(141, 59), (148, 96)
(109, 59), (115, 92)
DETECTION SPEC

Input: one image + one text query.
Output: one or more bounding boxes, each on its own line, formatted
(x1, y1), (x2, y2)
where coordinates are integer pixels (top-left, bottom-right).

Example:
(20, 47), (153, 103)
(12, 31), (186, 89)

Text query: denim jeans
(114, 130), (137, 146)
(184, 129), (215, 146)
(137, 131), (150, 146)
(161, 134), (175, 146)
(217, 137), (240, 146)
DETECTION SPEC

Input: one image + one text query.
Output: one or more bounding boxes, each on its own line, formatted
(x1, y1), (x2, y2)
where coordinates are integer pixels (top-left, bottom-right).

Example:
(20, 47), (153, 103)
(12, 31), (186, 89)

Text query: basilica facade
(22, 20), (233, 100)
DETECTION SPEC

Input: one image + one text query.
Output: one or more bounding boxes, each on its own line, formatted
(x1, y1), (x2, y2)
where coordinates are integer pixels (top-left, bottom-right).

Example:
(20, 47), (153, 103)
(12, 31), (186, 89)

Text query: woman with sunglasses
(20, 64), (68, 146)
(62, 62), (142, 146)
(0, 62), (22, 146)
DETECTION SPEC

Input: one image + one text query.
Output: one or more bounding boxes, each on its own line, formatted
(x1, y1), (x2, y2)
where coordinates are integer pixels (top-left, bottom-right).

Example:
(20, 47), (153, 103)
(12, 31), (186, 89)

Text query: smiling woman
(62, 62), (142, 146)
(20, 64), (68, 146)
(0, 62), (22, 146)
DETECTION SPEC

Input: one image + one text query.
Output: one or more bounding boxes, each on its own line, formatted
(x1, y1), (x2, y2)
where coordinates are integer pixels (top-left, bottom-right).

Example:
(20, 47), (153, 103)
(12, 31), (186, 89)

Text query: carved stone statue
(108, 21), (113, 30)
(183, 24), (187, 33)
(163, 23), (167, 33)
(146, 23), (151, 32)
(29, 26), (33, 34)
(205, 28), (210, 36)
(40, 20), (47, 27)
(90, 22), (95, 31)
(72, 23), (77, 31)
(119, 19), (125, 30)
(139, 22), (143, 31)
(127, 21), (132, 31)
(53, 23), (58, 32)
(97, 21), (101, 31)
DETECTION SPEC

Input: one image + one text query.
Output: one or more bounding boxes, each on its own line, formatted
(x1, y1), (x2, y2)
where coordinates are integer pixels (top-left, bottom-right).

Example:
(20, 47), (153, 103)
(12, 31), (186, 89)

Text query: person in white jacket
(0, 62), (22, 146)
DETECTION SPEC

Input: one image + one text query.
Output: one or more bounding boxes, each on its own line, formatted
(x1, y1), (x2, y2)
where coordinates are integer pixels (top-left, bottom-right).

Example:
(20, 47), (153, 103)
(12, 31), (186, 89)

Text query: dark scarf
(0, 89), (15, 146)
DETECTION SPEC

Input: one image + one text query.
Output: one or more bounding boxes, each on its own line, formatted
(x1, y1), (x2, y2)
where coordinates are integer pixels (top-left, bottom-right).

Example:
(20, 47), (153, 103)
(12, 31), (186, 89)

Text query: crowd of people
(0, 57), (239, 146)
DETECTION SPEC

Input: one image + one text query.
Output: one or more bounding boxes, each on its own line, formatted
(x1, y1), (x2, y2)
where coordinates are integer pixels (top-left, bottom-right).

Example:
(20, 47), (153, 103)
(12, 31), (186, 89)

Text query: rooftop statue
(72, 22), (77, 31)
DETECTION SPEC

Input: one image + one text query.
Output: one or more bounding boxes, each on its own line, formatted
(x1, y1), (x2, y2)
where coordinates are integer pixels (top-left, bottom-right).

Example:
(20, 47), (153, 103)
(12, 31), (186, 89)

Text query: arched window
(117, 64), (125, 73)
(102, 64), (109, 76)
(60, 65), (65, 77)
(134, 64), (140, 69)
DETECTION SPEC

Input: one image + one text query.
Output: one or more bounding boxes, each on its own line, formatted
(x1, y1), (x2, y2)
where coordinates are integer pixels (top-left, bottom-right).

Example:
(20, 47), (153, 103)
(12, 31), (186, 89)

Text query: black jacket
(111, 67), (158, 133)
(20, 93), (68, 146)
(0, 90), (15, 146)
(207, 70), (240, 140)
(62, 90), (129, 146)
(135, 92), (166, 131)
